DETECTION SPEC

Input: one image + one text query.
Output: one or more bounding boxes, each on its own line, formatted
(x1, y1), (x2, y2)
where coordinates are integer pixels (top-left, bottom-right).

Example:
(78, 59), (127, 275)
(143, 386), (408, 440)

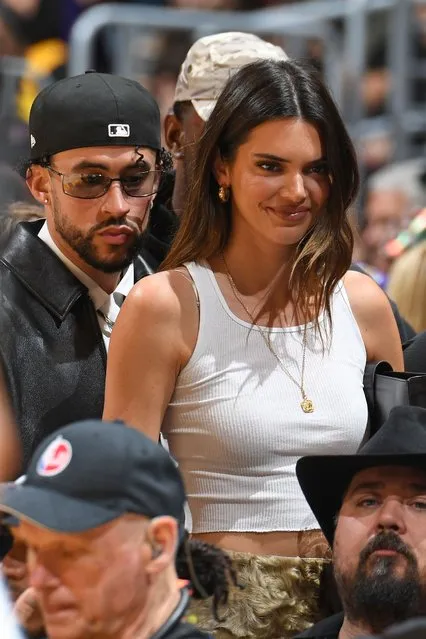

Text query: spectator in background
(164, 31), (288, 216)
(0, 200), (44, 252)
(0, 164), (33, 208)
(168, 0), (238, 6)
(359, 158), (426, 285)
(146, 31), (288, 266)
(0, 0), (133, 53)
(295, 406), (426, 639)
(387, 240), (426, 334)
(1, 419), (234, 639)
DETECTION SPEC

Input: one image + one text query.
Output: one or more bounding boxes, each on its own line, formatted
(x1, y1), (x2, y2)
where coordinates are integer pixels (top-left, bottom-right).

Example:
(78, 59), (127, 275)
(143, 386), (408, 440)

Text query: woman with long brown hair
(104, 59), (403, 638)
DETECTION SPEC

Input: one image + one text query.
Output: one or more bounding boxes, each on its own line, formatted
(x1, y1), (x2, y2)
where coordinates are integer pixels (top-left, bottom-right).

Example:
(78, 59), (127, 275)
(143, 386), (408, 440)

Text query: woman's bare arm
(0, 365), (22, 480)
(344, 270), (404, 371)
(103, 271), (198, 441)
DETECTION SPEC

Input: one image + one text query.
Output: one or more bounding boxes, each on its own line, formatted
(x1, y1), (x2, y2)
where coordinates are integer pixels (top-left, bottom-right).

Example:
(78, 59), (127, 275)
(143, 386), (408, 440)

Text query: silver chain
(97, 310), (115, 331)
(220, 254), (314, 413)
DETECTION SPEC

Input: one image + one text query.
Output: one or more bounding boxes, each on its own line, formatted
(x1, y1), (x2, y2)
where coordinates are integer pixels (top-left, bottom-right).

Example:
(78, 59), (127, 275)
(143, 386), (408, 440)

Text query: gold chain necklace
(221, 254), (314, 414)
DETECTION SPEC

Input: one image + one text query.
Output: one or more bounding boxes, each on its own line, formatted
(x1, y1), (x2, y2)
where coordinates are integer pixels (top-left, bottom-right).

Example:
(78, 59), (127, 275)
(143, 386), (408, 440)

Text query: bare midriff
(192, 530), (331, 559)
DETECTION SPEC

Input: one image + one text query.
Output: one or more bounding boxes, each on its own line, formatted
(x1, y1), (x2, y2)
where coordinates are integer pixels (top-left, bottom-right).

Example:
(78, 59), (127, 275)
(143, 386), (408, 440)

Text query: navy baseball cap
(29, 71), (161, 160)
(0, 420), (186, 533)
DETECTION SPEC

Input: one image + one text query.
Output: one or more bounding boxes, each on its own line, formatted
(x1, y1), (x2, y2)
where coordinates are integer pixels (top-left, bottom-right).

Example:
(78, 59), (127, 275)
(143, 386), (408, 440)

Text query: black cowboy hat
(296, 405), (426, 546)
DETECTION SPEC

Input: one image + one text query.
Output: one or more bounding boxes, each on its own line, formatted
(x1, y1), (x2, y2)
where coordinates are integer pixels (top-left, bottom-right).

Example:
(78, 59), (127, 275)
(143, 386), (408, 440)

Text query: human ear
(213, 151), (231, 187)
(26, 165), (50, 206)
(145, 516), (178, 576)
(164, 113), (185, 160)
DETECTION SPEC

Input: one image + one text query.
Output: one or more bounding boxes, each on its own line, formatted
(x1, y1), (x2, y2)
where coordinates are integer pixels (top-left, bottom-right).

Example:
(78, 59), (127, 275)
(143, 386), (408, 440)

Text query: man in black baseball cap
(0, 71), (172, 479)
(0, 420), (230, 639)
(294, 406), (426, 639)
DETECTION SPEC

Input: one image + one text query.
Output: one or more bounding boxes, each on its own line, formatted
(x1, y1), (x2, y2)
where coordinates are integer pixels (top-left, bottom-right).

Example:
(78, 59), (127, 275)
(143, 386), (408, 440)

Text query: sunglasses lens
(121, 170), (162, 197)
(61, 170), (163, 198)
(63, 174), (109, 199)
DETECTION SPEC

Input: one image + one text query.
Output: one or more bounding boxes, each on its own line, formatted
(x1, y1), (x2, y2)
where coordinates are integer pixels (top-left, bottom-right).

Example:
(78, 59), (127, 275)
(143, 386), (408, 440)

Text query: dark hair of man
(176, 536), (239, 619)
(172, 100), (193, 123)
(21, 146), (173, 177)
(162, 59), (359, 331)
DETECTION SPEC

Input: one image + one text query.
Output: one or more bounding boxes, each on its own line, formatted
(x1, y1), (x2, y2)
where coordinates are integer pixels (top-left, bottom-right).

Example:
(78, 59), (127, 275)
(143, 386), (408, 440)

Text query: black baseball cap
(29, 71), (161, 160)
(0, 420), (186, 533)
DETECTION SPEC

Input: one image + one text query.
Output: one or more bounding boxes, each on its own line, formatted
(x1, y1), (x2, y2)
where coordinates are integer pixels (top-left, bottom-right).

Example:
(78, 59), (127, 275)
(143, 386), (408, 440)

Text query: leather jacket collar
(1, 220), (86, 322)
(1, 221), (151, 322)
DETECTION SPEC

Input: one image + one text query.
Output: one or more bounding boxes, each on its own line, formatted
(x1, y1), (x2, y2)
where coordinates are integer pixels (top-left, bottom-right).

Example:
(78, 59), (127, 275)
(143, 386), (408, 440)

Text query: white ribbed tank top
(162, 261), (368, 533)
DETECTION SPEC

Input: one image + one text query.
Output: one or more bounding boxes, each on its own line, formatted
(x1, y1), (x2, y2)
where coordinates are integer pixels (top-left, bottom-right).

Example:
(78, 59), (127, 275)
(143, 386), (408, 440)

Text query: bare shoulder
(343, 270), (403, 368)
(343, 270), (392, 322)
(123, 268), (197, 323)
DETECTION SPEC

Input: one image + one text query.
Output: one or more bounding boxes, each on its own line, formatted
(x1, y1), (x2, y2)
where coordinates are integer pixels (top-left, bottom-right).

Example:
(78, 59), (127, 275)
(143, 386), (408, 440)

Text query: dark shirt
(403, 331), (426, 373)
(23, 622), (210, 639)
(348, 263), (415, 343)
(150, 588), (212, 639)
(165, 622), (212, 639)
(295, 612), (343, 639)
(145, 201), (178, 267)
(147, 169), (178, 267)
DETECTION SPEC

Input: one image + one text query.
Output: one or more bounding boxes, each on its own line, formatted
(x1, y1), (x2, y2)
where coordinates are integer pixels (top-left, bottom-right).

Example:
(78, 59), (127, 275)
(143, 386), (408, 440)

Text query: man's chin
(45, 611), (87, 639)
(79, 249), (137, 274)
(366, 553), (409, 578)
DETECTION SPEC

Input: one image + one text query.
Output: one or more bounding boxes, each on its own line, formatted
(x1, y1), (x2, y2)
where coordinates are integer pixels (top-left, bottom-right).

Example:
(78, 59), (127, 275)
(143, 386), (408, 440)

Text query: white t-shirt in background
(0, 576), (23, 639)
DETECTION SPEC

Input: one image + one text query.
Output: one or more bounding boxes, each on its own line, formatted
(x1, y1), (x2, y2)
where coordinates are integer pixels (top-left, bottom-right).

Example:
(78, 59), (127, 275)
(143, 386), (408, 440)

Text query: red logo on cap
(37, 436), (73, 477)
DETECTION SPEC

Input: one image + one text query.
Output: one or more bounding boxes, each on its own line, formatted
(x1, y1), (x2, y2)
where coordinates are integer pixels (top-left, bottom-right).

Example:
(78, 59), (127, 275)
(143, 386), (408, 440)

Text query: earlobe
(26, 166), (50, 206)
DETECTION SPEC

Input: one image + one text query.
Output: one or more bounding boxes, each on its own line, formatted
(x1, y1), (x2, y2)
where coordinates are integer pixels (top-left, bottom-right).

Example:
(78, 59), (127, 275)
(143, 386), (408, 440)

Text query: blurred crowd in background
(0, 0), (425, 329)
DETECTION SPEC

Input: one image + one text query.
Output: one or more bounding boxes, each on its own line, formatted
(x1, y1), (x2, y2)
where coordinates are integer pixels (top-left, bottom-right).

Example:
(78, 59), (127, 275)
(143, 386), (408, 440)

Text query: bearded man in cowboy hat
(295, 405), (426, 639)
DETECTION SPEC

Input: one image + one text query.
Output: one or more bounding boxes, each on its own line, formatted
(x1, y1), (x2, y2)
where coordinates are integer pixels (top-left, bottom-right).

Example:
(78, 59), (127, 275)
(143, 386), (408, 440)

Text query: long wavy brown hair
(162, 59), (359, 329)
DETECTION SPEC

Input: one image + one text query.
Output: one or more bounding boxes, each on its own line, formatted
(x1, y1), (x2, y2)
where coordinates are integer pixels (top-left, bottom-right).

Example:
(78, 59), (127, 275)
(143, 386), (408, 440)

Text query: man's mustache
(359, 531), (415, 566)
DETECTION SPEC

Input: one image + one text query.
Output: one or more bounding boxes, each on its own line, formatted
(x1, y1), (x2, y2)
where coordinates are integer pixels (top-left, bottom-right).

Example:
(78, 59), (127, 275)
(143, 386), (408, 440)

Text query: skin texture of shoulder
(103, 270), (199, 441)
(343, 270), (404, 371)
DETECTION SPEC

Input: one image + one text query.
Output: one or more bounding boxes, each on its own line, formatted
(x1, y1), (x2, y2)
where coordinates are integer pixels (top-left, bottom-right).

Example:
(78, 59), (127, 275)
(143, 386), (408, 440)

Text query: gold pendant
(301, 398), (314, 413)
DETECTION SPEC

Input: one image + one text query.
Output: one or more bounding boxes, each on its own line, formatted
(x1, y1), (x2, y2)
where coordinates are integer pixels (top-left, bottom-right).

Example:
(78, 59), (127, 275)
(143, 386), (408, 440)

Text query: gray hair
(367, 158), (426, 211)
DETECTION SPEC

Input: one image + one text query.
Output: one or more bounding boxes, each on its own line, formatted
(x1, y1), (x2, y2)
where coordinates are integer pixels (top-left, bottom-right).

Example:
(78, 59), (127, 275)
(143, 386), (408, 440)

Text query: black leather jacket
(0, 220), (152, 470)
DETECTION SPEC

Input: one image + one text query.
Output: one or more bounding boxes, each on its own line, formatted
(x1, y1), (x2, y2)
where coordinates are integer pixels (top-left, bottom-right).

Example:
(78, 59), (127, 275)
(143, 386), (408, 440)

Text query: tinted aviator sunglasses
(47, 166), (162, 199)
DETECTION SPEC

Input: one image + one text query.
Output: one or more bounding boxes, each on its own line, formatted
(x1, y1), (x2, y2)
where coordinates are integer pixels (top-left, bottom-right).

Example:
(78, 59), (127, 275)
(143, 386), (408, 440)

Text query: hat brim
(296, 454), (426, 546)
(191, 99), (216, 122)
(0, 484), (124, 533)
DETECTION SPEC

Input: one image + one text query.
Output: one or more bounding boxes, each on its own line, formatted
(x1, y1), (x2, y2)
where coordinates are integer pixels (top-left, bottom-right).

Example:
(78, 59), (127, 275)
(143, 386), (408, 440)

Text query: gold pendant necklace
(221, 254), (314, 414)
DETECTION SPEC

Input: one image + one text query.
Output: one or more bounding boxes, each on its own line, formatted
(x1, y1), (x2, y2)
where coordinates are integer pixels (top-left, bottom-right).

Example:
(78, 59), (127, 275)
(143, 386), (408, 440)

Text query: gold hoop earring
(218, 185), (230, 203)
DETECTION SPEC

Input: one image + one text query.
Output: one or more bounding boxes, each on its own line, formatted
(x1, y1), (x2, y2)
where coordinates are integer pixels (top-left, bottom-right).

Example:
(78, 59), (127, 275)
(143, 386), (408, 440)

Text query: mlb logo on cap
(108, 124), (130, 138)
(37, 436), (73, 477)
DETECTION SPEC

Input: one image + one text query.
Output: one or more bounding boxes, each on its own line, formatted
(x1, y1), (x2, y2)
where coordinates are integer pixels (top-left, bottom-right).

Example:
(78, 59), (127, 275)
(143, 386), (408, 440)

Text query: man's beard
(52, 198), (147, 273)
(334, 531), (426, 635)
